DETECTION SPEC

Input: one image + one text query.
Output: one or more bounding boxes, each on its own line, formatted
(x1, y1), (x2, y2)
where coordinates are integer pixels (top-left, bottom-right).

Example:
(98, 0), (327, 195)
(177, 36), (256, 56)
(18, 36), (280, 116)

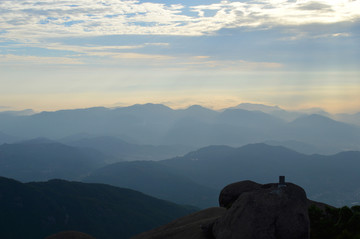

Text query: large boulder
(131, 180), (319, 239)
(212, 183), (310, 239)
(218, 180), (261, 208)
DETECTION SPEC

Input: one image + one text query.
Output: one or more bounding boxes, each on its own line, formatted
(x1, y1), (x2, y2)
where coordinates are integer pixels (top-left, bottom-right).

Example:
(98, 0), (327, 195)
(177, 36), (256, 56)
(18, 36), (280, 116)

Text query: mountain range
(159, 143), (360, 207)
(84, 144), (360, 207)
(0, 103), (359, 155)
(0, 103), (359, 238)
(231, 103), (360, 126)
(1, 138), (360, 207)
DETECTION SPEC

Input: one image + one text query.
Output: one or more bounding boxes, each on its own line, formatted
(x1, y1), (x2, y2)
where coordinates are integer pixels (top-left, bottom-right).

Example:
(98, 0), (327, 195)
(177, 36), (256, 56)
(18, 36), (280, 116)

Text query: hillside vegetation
(0, 177), (195, 239)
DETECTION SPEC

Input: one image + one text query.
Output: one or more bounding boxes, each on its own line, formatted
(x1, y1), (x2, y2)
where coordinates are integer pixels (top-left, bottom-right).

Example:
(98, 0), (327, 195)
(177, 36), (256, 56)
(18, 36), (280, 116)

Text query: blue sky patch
(105, 14), (120, 18)
(63, 20), (85, 27)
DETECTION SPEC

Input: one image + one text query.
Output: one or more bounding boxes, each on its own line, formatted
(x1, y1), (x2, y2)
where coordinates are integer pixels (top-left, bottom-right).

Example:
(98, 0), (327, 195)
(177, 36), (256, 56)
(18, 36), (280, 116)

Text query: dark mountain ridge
(1, 138), (359, 207)
(159, 143), (360, 206)
(0, 177), (195, 239)
(79, 143), (360, 208)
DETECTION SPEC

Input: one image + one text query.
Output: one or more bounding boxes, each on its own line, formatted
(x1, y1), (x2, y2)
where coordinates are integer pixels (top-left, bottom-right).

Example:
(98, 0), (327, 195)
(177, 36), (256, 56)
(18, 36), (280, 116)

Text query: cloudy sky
(1, 0), (359, 113)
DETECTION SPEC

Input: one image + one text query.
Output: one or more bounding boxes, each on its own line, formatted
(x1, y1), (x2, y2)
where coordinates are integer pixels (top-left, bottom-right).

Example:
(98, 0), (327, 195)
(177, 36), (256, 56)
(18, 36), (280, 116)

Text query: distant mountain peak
(292, 114), (339, 125)
(182, 105), (217, 115)
(230, 103), (283, 113)
(297, 107), (329, 116)
(186, 105), (210, 110)
(130, 103), (172, 110)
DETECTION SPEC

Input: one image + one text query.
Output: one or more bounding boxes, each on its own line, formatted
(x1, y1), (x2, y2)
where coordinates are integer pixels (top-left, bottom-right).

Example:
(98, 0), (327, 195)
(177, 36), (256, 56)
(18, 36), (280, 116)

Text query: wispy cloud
(279, 30), (353, 41)
(179, 58), (283, 70)
(0, 0), (359, 42)
(0, 54), (83, 65)
(37, 42), (170, 58)
(0, 41), (172, 63)
(0, 40), (282, 69)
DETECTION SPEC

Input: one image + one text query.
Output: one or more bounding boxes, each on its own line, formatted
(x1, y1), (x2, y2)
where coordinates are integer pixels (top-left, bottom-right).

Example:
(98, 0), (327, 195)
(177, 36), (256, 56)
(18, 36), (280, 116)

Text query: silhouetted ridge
(183, 105), (217, 115)
(0, 176), (195, 239)
(160, 143), (360, 206)
(232, 103), (282, 112)
(38, 107), (108, 115)
(118, 103), (174, 114)
(0, 104), (359, 154)
(185, 105), (211, 111)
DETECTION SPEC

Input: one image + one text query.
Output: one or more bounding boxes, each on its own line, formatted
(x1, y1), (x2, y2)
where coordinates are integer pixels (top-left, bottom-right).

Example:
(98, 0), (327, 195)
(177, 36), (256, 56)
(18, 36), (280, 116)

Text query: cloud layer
(1, 0), (359, 113)
(1, 0), (359, 41)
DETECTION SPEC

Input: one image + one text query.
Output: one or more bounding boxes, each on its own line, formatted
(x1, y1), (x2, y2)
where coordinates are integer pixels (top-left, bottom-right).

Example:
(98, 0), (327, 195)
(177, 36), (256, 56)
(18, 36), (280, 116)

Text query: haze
(1, 2), (360, 238)
(1, 0), (359, 113)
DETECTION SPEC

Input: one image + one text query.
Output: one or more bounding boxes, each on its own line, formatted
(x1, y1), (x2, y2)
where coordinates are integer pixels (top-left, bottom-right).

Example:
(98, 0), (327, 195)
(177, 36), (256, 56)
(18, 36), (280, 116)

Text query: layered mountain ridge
(1, 103), (359, 154)
(1, 140), (360, 207)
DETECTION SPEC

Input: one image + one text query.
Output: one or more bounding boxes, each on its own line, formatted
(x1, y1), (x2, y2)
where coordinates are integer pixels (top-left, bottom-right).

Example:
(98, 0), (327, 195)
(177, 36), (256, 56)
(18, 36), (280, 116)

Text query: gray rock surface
(131, 207), (226, 239)
(131, 180), (321, 239)
(212, 183), (310, 239)
(218, 180), (261, 208)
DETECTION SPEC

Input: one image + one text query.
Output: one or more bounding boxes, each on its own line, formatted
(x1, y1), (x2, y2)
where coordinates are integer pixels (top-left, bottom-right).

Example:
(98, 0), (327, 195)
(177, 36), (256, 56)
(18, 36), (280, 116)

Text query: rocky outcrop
(213, 182), (310, 239)
(218, 180), (261, 208)
(132, 179), (314, 239)
(131, 207), (226, 239)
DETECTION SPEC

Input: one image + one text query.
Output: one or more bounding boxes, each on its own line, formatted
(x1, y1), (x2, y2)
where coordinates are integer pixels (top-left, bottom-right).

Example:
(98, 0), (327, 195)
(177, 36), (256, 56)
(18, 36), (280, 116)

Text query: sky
(0, 0), (359, 113)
